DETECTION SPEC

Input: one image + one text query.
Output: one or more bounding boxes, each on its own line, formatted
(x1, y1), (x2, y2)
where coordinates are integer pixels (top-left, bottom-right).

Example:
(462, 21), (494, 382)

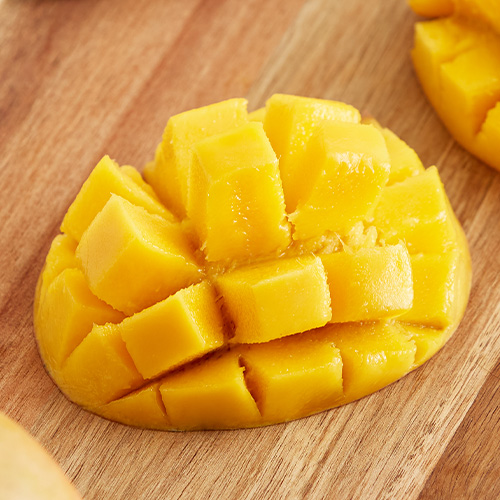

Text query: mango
(321, 244), (414, 323)
(215, 255), (331, 344)
(61, 155), (173, 242)
(34, 95), (471, 430)
(409, 1), (500, 171)
(263, 94), (361, 211)
(76, 194), (202, 315)
(238, 333), (343, 423)
(119, 281), (225, 379)
(144, 98), (248, 217)
(0, 412), (82, 500)
(160, 352), (261, 430)
(289, 122), (390, 240)
(188, 122), (290, 261)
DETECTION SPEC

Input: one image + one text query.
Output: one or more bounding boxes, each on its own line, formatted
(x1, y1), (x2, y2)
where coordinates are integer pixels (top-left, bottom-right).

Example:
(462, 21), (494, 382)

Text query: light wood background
(1, 0), (499, 498)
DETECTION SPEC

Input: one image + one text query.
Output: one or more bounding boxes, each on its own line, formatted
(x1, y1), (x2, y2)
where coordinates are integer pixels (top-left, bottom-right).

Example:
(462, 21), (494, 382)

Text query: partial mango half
(34, 95), (471, 430)
(410, 0), (500, 171)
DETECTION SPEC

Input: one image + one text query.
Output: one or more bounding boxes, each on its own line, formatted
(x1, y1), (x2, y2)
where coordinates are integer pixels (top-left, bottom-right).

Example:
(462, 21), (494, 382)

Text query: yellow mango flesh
(321, 244), (414, 323)
(238, 334), (343, 423)
(0, 412), (82, 500)
(76, 194), (202, 315)
(188, 122), (290, 262)
(34, 95), (471, 430)
(61, 155), (173, 242)
(215, 256), (331, 344)
(399, 251), (460, 328)
(119, 281), (225, 379)
(94, 383), (169, 430)
(373, 166), (457, 254)
(263, 94), (361, 212)
(36, 268), (124, 374)
(144, 98), (248, 217)
(160, 353), (261, 430)
(410, 4), (500, 171)
(315, 322), (417, 403)
(60, 323), (144, 407)
(289, 122), (390, 240)
(409, 0), (454, 17)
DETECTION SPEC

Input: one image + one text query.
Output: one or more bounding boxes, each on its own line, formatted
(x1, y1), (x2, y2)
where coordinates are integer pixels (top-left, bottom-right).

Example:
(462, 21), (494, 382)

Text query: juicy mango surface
(34, 95), (471, 430)
(410, 0), (500, 171)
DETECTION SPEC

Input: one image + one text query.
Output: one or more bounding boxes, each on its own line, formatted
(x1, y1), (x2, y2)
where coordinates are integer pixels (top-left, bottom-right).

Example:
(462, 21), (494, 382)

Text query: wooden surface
(1, 0), (499, 498)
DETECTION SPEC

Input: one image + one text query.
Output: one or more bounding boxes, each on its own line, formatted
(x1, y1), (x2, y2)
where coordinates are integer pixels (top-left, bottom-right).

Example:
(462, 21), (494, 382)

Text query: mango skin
(0, 412), (82, 500)
(409, 1), (500, 171)
(34, 95), (471, 431)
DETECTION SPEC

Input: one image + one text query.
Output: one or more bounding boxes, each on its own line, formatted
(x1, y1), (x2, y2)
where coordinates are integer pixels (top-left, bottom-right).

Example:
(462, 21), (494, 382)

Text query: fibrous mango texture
(410, 0), (500, 171)
(34, 95), (471, 430)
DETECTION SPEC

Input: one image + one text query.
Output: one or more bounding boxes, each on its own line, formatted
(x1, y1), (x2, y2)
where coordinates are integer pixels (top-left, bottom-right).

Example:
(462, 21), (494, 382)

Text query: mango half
(410, 0), (500, 171)
(34, 95), (471, 430)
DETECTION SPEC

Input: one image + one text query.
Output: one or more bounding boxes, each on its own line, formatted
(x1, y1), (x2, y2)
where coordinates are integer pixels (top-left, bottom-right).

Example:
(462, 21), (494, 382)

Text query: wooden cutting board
(1, 0), (499, 498)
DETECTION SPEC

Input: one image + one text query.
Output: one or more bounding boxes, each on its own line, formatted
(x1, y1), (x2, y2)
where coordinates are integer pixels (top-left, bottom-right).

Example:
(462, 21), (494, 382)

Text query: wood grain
(1, 0), (499, 498)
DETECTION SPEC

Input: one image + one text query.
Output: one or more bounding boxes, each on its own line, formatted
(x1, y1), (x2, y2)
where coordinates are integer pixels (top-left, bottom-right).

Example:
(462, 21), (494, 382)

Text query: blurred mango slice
(410, 0), (500, 171)
(34, 95), (471, 430)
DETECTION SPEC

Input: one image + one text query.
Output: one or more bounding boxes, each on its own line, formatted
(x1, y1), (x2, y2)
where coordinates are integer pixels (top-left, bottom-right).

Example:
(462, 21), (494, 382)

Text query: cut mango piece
(76, 195), (202, 315)
(216, 256), (331, 344)
(34, 95), (471, 430)
(441, 43), (500, 138)
(408, 0), (454, 17)
(144, 99), (248, 217)
(36, 268), (124, 373)
(160, 353), (261, 430)
(289, 122), (390, 240)
(316, 322), (417, 403)
(239, 333), (343, 423)
(410, 5), (500, 171)
(401, 323), (448, 367)
(61, 155), (173, 242)
(94, 382), (169, 430)
(264, 94), (361, 211)
(60, 323), (144, 407)
(321, 244), (413, 323)
(119, 282), (225, 379)
(373, 166), (457, 253)
(188, 122), (290, 261)
(34, 234), (78, 322)
(399, 251), (460, 328)
(381, 128), (425, 184)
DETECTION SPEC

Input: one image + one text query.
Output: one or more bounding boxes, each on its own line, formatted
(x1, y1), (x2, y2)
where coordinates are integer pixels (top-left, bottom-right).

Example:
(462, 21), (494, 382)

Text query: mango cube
(321, 244), (413, 323)
(380, 128), (425, 184)
(144, 98), (248, 217)
(36, 268), (124, 373)
(373, 166), (457, 253)
(289, 122), (390, 240)
(264, 94), (361, 211)
(119, 282), (225, 379)
(216, 256), (331, 344)
(76, 195), (202, 315)
(60, 323), (144, 407)
(188, 122), (290, 261)
(239, 333), (343, 423)
(316, 322), (417, 403)
(399, 251), (460, 329)
(410, 6), (500, 171)
(61, 155), (173, 242)
(160, 353), (261, 430)
(95, 383), (169, 429)
(34, 95), (471, 430)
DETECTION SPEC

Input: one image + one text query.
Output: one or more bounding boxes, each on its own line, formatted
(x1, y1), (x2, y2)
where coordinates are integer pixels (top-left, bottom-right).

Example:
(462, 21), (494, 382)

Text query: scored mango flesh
(34, 95), (471, 430)
(410, 0), (500, 171)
